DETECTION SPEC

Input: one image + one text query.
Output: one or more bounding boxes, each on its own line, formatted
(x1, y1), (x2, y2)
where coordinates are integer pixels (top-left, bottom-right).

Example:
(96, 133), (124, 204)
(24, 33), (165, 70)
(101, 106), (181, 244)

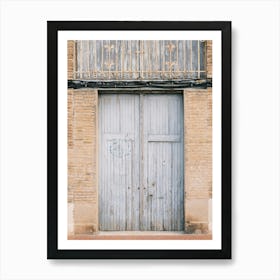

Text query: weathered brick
(67, 89), (98, 234)
(184, 88), (212, 232)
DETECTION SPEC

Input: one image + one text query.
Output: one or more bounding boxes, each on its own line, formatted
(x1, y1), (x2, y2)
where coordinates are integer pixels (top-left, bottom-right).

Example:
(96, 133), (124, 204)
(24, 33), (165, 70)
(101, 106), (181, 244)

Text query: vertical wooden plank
(139, 93), (147, 230)
(116, 41), (120, 79)
(86, 40), (90, 78)
(199, 40), (206, 79)
(88, 41), (93, 78)
(142, 41), (149, 79)
(206, 40), (212, 79)
(103, 40), (110, 79)
(191, 41), (198, 79)
(95, 41), (102, 78)
(197, 40), (200, 79)
(82, 40), (88, 79)
(67, 40), (75, 80)
(186, 41), (192, 78)
(177, 95), (185, 230)
(76, 41), (81, 79)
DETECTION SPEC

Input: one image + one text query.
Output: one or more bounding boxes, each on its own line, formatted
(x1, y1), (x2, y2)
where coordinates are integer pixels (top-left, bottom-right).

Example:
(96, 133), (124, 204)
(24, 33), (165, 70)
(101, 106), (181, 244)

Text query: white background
(0, 0), (279, 279)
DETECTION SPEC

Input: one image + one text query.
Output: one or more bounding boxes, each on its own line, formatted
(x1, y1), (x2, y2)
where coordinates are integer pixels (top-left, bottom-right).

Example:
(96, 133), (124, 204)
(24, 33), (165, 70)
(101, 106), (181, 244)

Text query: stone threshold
(68, 231), (212, 240)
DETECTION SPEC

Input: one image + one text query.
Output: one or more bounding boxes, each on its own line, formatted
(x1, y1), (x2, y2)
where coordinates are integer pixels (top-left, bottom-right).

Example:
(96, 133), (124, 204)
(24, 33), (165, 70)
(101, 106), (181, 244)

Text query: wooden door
(99, 94), (140, 230)
(99, 93), (184, 231)
(141, 94), (184, 230)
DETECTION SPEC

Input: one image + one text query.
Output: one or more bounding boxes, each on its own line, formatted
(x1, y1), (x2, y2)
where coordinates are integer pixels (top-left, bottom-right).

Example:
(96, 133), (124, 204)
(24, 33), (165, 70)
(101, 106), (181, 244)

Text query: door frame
(97, 90), (185, 231)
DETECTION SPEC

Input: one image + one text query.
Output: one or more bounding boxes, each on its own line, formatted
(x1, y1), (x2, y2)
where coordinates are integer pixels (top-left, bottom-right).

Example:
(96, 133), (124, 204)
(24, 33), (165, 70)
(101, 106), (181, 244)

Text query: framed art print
(47, 21), (231, 259)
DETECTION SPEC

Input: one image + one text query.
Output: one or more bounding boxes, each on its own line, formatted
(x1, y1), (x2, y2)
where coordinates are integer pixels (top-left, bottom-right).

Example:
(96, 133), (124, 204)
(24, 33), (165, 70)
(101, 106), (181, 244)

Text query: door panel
(99, 94), (140, 230)
(141, 94), (184, 231)
(99, 93), (183, 231)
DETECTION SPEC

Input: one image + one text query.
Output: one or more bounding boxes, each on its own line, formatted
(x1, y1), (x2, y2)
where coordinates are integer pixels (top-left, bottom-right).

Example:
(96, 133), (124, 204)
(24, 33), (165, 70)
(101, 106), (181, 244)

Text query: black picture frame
(47, 21), (231, 259)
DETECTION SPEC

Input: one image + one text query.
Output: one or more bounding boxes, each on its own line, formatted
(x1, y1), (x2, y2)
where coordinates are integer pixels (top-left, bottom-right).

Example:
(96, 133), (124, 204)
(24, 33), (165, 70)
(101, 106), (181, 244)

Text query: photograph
(67, 39), (212, 239)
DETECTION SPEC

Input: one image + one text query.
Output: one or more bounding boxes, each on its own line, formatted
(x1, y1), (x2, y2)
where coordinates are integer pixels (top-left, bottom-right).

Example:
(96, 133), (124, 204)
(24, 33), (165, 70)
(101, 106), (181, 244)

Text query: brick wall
(68, 89), (98, 235)
(183, 88), (212, 233)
